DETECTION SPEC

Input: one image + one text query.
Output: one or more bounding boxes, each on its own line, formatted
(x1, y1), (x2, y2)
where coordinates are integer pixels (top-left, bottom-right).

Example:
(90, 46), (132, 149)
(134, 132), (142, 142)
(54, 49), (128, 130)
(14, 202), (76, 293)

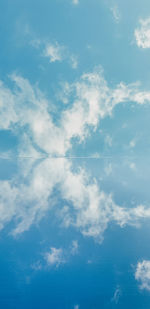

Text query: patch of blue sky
(1, 0), (150, 308)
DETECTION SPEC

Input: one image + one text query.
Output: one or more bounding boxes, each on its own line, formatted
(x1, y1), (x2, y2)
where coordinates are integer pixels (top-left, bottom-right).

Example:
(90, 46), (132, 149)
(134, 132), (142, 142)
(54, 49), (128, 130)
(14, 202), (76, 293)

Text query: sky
(1, 0), (150, 308)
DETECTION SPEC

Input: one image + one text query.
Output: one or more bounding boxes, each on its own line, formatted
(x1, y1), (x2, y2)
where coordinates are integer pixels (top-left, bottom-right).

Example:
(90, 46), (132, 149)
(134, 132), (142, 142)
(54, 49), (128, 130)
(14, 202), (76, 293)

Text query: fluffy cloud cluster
(135, 18), (150, 48)
(135, 260), (150, 291)
(1, 69), (150, 240)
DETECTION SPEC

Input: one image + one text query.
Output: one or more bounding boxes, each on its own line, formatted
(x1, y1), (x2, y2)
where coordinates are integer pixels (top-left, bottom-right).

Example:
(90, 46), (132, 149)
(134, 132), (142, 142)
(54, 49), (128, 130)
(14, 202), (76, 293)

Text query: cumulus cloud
(135, 260), (150, 291)
(135, 18), (150, 48)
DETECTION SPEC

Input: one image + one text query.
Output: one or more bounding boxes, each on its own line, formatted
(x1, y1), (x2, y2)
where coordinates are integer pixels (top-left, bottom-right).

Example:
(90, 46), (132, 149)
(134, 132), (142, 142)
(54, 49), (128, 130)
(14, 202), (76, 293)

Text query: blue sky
(1, 0), (150, 308)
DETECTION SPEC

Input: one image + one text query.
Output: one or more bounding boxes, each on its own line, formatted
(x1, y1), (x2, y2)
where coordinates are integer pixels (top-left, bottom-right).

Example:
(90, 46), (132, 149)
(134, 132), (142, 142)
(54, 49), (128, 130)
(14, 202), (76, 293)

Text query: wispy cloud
(111, 286), (122, 304)
(110, 5), (121, 23)
(135, 18), (150, 48)
(71, 240), (79, 255)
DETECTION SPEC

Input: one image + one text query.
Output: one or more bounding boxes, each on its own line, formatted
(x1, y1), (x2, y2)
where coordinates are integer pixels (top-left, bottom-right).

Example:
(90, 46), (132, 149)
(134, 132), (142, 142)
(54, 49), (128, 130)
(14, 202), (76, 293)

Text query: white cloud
(29, 35), (79, 69)
(43, 240), (79, 268)
(45, 247), (65, 267)
(74, 305), (79, 309)
(135, 18), (150, 48)
(135, 260), (150, 291)
(43, 41), (78, 69)
(43, 42), (64, 63)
